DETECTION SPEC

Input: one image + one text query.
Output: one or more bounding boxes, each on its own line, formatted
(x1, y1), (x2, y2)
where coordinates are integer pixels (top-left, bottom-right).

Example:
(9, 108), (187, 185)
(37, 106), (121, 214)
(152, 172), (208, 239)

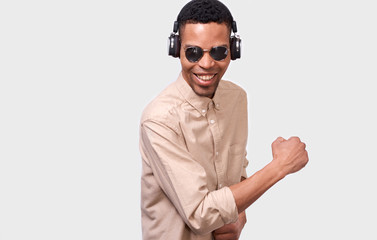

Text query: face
(179, 22), (231, 98)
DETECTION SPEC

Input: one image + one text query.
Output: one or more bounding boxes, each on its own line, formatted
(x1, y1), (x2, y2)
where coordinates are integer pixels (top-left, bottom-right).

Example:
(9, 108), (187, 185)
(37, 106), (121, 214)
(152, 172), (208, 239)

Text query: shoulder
(140, 82), (183, 132)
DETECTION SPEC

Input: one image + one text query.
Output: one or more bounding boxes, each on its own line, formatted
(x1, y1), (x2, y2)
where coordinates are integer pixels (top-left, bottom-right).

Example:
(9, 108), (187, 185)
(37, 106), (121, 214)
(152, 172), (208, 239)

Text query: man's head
(175, 0), (237, 98)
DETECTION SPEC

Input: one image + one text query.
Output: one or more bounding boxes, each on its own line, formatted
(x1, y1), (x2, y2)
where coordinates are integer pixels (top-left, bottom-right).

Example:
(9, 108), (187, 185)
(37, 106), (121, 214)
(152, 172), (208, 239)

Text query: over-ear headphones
(168, 21), (241, 60)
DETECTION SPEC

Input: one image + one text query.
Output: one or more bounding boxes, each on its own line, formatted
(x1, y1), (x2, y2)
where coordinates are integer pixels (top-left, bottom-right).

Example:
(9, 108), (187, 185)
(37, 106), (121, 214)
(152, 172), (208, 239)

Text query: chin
(193, 86), (216, 98)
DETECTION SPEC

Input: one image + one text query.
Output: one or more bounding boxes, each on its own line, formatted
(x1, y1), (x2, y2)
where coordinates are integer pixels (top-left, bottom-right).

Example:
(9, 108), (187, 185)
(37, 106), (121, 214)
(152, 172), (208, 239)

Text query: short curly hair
(177, 0), (234, 33)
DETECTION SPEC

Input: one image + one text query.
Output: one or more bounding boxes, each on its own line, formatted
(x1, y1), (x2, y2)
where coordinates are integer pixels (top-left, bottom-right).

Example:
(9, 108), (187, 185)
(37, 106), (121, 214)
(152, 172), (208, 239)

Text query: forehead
(180, 22), (230, 48)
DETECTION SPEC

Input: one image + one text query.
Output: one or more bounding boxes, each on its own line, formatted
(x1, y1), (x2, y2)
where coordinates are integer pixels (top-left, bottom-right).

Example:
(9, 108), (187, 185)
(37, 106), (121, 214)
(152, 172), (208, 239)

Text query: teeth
(196, 74), (215, 81)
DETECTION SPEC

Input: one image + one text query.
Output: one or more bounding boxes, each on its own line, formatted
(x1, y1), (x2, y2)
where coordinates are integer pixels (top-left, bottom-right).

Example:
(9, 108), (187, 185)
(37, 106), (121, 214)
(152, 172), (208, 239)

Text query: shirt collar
(175, 72), (222, 116)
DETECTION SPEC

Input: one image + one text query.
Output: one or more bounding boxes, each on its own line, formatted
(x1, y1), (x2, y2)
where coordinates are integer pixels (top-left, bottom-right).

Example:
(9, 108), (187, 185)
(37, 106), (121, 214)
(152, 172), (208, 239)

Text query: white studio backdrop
(0, 0), (376, 239)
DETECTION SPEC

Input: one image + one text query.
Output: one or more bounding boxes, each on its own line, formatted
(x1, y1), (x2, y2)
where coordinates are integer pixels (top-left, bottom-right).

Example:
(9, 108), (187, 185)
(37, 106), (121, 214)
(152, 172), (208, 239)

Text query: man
(139, 0), (309, 239)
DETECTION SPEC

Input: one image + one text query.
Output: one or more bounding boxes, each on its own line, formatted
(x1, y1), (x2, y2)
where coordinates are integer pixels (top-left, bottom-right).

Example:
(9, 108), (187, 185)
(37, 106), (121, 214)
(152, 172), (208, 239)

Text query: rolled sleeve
(202, 187), (239, 224)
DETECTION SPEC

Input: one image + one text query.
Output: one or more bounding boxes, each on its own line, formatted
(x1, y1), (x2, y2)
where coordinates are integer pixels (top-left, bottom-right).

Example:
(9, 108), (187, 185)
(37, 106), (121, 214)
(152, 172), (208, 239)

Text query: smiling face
(179, 22), (231, 98)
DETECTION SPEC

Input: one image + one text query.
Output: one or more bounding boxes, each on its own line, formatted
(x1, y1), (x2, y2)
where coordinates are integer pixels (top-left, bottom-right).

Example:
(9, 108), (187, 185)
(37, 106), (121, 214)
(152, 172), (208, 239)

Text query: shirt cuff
(210, 187), (239, 224)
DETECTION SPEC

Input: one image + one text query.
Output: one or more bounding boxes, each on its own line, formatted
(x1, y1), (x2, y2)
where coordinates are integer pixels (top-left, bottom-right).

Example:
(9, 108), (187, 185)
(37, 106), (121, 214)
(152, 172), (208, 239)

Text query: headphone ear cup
(230, 36), (241, 60)
(168, 34), (180, 58)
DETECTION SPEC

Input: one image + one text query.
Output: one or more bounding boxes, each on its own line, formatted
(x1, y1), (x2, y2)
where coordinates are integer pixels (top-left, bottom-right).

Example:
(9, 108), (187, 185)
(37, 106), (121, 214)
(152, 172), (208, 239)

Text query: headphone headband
(173, 21), (179, 33)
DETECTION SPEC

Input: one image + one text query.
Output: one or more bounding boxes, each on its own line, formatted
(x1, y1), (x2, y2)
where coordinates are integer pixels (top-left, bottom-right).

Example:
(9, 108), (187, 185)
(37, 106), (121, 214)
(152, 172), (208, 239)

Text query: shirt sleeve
(140, 118), (239, 235)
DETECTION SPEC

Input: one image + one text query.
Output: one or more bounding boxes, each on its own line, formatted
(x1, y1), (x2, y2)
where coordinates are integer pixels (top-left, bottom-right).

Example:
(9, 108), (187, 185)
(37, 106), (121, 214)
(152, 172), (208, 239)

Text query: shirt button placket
(215, 151), (223, 189)
(207, 105), (223, 190)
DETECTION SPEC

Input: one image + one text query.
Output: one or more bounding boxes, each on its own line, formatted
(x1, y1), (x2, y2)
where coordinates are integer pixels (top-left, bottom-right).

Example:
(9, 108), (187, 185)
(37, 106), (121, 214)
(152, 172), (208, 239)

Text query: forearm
(230, 160), (285, 213)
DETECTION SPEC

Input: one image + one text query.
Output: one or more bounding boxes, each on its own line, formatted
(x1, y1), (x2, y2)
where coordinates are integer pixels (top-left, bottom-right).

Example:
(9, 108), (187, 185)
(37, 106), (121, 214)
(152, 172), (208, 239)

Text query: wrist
(269, 159), (287, 181)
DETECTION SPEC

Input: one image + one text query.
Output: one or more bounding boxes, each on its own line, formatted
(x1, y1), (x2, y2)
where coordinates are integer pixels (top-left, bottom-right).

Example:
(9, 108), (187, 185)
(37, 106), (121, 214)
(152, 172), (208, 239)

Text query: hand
(212, 211), (246, 240)
(271, 136), (309, 176)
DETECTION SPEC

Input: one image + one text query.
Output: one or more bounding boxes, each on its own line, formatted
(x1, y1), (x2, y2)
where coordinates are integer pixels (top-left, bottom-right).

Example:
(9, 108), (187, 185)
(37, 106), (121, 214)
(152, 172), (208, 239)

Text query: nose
(198, 52), (215, 69)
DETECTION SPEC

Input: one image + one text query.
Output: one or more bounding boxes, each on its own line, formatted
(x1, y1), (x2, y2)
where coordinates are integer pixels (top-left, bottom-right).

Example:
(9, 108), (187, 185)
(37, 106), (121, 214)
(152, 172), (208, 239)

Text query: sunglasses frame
(184, 45), (229, 63)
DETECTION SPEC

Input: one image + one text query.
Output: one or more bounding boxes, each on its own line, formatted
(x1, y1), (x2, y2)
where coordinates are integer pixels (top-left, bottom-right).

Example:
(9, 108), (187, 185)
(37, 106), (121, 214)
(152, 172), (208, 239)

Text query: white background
(1, 0), (376, 239)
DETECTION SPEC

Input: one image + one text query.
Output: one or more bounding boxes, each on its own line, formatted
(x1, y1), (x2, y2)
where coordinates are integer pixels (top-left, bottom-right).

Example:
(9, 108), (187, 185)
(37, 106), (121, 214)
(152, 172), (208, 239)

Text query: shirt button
(219, 184), (222, 188)
(216, 103), (220, 108)
(202, 109), (206, 113)
(216, 152), (219, 156)
(210, 119), (215, 124)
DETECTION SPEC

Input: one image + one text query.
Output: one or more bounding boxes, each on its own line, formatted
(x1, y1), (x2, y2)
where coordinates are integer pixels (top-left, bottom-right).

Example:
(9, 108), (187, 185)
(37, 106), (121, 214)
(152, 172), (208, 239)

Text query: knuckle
(289, 136), (300, 142)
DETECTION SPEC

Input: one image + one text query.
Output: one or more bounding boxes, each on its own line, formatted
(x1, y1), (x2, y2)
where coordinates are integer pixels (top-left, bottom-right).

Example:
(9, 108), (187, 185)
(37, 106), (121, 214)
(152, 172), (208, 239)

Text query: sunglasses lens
(185, 47), (203, 62)
(210, 46), (228, 61)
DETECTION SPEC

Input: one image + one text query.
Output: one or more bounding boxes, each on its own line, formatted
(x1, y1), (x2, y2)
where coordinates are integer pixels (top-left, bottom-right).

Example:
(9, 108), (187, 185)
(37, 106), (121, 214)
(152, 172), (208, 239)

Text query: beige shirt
(140, 73), (249, 240)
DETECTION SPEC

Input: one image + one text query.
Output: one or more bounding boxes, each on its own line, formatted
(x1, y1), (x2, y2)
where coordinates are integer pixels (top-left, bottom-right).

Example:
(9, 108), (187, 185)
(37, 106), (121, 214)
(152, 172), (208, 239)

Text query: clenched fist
(229, 136), (309, 215)
(271, 136), (309, 176)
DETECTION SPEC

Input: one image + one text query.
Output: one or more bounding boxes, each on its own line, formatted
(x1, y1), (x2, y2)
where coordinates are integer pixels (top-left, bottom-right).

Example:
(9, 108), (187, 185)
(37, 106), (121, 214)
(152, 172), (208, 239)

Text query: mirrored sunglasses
(185, 46), (229, 63)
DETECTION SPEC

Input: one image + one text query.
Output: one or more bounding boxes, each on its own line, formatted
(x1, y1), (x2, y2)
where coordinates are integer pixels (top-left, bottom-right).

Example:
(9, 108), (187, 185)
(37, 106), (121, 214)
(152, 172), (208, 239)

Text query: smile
(194, 74), (216, 81)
